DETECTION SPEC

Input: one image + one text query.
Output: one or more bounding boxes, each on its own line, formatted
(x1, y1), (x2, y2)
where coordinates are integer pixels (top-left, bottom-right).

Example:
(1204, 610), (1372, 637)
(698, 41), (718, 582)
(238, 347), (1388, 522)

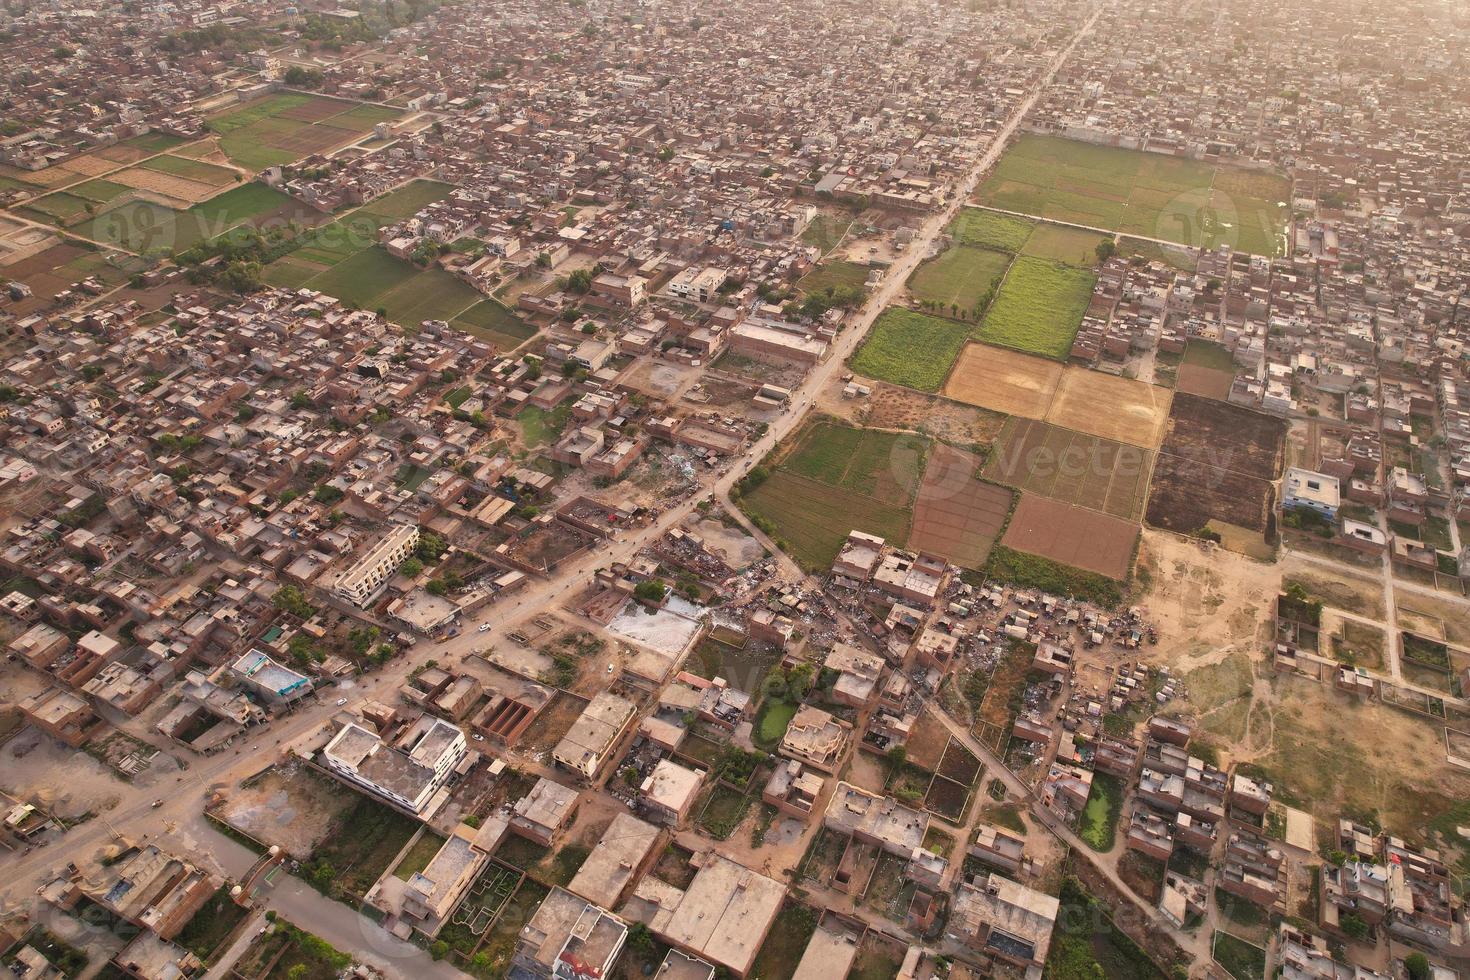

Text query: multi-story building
(322, 716), (466, 815)
(333, 523), (420, 607)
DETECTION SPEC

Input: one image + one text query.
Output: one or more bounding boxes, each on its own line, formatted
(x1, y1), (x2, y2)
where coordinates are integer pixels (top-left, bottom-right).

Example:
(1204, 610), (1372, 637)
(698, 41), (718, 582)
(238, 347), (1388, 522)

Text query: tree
(399, 557), (424, 577)
(1405, 954), (1430, 980)
(428, 941), (449, 961)
(416, 531), (447, 562)
(885, 745), (907, 771)
(1094, 238), (1117, 263)
(634, 579), (668, 603)
(287, 965), (308, 980)
(272, 585), (315, 619)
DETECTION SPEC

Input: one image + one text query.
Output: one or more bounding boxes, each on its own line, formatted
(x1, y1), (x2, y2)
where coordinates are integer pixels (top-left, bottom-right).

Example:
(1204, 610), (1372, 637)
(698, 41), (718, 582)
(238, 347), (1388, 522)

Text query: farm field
(974, 133), (1290, 257)
(206, 93), (403, 172)
(1145, 392), (1286, 535)
(1000, 493), (1139, 581)
(1047, 367), (1172, 448)
(741, 420), (928, 569)
(86, 182), (321, 254)
(908, 445), (1014, 569)
(0, 242), (133, 312)
(800, 214), (852, 254)
(451, 299), (538, 351)
(948, 208), (1034, 253)
(139, 154), (238, 186)
(850, 307), (971, 392)
(798, 258), (869, 296)
(1020, 223), (1108, 266)
(975, 255), (1095, 359)
(906, 245), (1011, 312)
(856, 384), (1006, 454)
(943, 341), (1063, 418)
(984, 418), (1153, 522)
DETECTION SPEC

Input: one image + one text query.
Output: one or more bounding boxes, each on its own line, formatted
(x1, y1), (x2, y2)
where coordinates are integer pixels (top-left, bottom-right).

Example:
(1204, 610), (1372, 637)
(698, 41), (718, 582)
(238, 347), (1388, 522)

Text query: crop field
(1146, 392), (1286, 534)
(799, 258), (869, 295)
(943, 342), (1064, 418)
(206, 93), (403, 172)
(949, 208), (1034, 252)
(1001, 493), (1138, 580)
(800, 214), (851, 254)
(1047, 367), (1173, 448)
(1174, 341), (1237, 400)
(907, 245), (1011, 312)
(742, 421), (928, 569)
(975, 134), (1290, 257)
(139, 154), (238, 186)
(451, 299), (538, 351)
(1020, 223), (1108, 266)
(743, 471), (913, 569)
(850, 307), (971, 391)
(975, 256), (1095, 359)
(0, 243), (132, 311)
(984, 418), (1153, 522)
(908, 445), (1014, 570)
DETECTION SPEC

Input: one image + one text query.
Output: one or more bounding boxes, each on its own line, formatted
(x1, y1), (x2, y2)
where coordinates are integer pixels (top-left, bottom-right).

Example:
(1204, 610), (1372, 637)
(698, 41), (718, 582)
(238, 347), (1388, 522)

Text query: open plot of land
(1048, 367), (1173, 448)
(213, 763), (357, 858)
(851, 384), (1006, 452)
(907, 245), (1011, 312)
(109, 166), (225, 207)
(139, 154), (238, 186)
(984, 418), (1152, 522)
(976, 256), (1095, 359)
(798, 259), (868, 296)
(908, 445), (1014, 569)
(850, 307), (971, 392)
(975, 134), (1290, 257)
(800, 214), (852, 254)
(1146, 392), (1286, 534)
(1175, 341), (1237, 400)
(949, 208), (1035, 252)
(781, 421), (928, 502)
(943, 341), (1063, 417)
(1001, 493), (1138, 580)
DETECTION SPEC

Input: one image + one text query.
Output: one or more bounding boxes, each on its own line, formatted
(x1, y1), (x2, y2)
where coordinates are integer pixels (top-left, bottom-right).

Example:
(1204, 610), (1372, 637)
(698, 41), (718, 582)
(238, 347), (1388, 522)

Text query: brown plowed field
(907, 444), (1013, 570)
(983, 417), (1152, 522)
(1047, 368), (1172, 448)
(943, 342), (1062, 418)
(1145, 391), (1286, 534)
(1001, 494), (1138, 580)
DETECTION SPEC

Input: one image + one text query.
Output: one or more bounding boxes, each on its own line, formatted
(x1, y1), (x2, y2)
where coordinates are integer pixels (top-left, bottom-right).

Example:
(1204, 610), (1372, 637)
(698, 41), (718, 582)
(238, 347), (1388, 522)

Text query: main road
(1, 6), (1105, 974)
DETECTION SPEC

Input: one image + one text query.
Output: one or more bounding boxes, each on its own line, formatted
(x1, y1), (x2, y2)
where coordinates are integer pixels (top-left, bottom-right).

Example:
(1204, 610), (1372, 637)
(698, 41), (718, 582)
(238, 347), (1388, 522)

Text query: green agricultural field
(303, 246), (419, 308)
(976, 257), (1095, 359)
(907, 245), (1012, 313)
(850, 307), (971, 391)
(24, 191), (97, 224)
(781, 422), (928, 500)
(1020, 224), (1108, 266)
(354, 180), (455, 223)
(71, 179), (132, 204)
(742, 470), (912, 570)
(976, 134), (1290, 256)
(452, 299), (537, 350)
(799, 259), (869, 296)
(140, 155), (237, 185)
(113, 131), (186, 155)
(208, 94), (403, 173)
(949, 208), (1035, 252)
(376, 267), (482, 326)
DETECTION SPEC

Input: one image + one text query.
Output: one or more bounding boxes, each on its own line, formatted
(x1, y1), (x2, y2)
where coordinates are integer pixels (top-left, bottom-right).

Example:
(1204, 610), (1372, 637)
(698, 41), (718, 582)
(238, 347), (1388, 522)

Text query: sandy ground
(606, 597), (704, 655)
(2, 727), (129, 820)
(692, 517), (763, 570)
(213, 761), (357, 857)
(1048, 368), (1173, 449)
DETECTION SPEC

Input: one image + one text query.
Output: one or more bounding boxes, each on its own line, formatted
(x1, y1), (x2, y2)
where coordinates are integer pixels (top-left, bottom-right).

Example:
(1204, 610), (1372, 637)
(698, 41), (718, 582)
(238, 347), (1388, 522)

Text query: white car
(335, 697), (348, 706)
(478, 623), (491, 633)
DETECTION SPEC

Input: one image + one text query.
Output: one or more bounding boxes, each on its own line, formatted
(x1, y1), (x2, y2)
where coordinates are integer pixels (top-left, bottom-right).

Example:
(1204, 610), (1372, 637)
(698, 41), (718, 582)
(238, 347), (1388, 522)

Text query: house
(510, 777), (580, 846)
(1282, 468), (1340, 520)
(510, 887), (627, 980)
(947, 873), (1059, 971)
(780, 705), (851, 773)
(639, 759), (704, 827)
(552, 691), (636, 780)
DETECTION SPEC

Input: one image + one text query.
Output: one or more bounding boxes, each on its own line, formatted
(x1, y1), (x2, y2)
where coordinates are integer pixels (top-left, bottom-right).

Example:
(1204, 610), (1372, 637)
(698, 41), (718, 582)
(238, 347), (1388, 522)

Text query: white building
(334, 523), (419, 607)
(322, 716), (466, 814)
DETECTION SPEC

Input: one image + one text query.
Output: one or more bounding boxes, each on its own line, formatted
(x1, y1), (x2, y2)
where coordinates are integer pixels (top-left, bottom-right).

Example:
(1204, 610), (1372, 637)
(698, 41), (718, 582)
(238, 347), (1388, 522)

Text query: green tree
(1405, 954), (1430, 980)
(633, 579), (668, 603)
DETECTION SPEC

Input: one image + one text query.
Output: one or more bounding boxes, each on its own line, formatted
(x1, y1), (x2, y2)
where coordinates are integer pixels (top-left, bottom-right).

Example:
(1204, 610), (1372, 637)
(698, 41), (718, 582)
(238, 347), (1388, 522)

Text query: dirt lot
(905, 709), (954, 772)
(983, 417), (1152, 522)
(849, 383), (1007, 451)
(942, 342), (1063, 419)
(1001, 493), (1138, 580)
(1146, 452), (1276, 533)
(1134, 529), (1279, 670)
(907, 445), (1013, 570)
(1157, 391), (1286, 481)
(1047, 369), (1173, 449)
(213, 762), (358, 857)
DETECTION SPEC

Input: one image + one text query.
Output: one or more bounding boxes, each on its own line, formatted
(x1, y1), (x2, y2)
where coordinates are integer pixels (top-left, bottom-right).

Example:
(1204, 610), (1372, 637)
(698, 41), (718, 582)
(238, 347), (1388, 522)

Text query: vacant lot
(1048, 367), (1173, 448)
(452, 299), (538, 351)
(949, 208), (1035, 252)
(1146, 393), (1286, 534)
(850, 307), (971, 391)
(908, 445), (1014, 569)
(975, 133), (1290, 257)
(976, 256), (1095, 359)
(856, 384), (1006, 451)
(907, 245), (1011, 312)
(1002, 494), (1138, 580)
(943, 341), (1063, 418)
(984, 418), (1153, 522)
(799, 259), (869, 296)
